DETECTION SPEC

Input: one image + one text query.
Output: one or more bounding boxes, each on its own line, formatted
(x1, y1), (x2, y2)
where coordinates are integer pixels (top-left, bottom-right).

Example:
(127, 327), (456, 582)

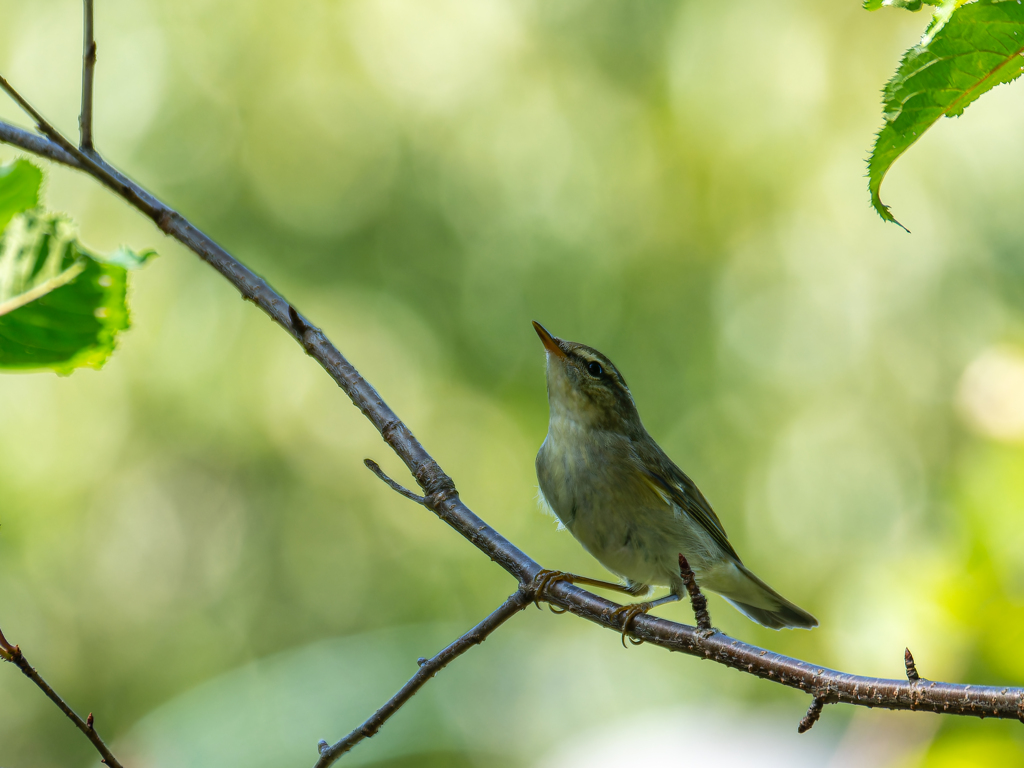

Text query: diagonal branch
(0, 630), (123, 768)
(80, 0), (96, 152)
(314, 588), (531, 768)
(0, 38), (1023, 768)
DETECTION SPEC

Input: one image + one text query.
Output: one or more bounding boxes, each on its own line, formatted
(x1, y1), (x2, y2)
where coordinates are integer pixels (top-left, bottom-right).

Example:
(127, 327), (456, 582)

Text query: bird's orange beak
(533, 321), (567, 359)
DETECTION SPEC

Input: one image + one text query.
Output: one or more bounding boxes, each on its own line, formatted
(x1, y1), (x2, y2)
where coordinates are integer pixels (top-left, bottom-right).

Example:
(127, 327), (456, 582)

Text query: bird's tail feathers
(703, 561), (817, 631)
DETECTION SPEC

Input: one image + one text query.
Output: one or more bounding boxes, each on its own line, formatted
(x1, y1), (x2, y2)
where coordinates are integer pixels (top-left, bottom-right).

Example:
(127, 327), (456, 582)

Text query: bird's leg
(610, 593), (681, 647)
(530, 570), (642, 611)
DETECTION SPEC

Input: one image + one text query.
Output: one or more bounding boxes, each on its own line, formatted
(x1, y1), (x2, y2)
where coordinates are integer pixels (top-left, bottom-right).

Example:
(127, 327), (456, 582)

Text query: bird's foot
(610, 601), (654, 647)
(530, 569), (574, 612)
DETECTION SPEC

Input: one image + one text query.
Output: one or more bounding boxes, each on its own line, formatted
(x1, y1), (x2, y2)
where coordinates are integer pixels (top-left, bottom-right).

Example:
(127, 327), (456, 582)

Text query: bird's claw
(531, 569), (573, 611)
(610, 602), (653, 648)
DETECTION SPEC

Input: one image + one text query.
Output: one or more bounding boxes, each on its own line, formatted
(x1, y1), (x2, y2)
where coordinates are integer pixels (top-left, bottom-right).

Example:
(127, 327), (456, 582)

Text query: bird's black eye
(586, 361), (603, 377)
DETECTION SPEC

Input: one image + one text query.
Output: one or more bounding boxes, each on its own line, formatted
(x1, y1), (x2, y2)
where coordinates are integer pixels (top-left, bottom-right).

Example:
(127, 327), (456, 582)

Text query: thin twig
(0, 74), (161, 218)
(314, 588), (531, 767)
(364, 459), (426, 504)
(80, 0), (96, 151)
(798, 696), (825, 734)
(678, 554), (712, 633)
(0, 632), (123, 768)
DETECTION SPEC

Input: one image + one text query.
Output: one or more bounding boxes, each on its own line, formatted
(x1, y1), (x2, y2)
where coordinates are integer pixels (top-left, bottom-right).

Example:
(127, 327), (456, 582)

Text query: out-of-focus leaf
(101, 245), (159, 271)
(862, 0), (959, 18)
(0, 158), (41, 232)
(868, 0), (1024, 228)
(863, 0), (931, 12)
(0, 159), (156, 374)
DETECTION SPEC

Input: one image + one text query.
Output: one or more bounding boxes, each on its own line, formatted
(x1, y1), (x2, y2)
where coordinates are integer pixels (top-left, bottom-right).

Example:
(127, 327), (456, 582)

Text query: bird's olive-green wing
(636, 450), (740, 562)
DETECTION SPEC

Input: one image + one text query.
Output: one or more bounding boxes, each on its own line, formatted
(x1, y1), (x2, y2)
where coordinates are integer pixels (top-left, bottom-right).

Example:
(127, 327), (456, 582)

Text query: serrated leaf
(868, 0), (1024, 227)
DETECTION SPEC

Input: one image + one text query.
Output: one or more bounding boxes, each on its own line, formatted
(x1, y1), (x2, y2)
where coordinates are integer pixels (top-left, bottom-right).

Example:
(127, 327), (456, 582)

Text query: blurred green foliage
(0, 1), (1023, 766)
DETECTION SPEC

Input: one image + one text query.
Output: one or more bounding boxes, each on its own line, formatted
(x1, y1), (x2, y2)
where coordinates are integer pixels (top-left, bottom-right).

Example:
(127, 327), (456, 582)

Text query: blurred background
(1, 0), (1023, 766)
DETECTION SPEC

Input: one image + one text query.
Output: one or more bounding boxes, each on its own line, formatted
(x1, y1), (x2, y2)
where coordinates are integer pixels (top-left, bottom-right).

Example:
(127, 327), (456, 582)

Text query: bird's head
(533, 321), (640, 432)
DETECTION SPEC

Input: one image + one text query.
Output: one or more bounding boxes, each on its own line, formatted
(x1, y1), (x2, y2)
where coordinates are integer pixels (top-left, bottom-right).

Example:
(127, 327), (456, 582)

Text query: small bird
(533, 321), (817, 632)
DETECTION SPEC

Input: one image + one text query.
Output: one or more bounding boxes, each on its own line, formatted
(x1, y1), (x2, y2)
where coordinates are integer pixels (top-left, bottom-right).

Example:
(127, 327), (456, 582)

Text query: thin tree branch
(0, 122), (81, 167)
(0, 39), (1022, 768)
(80, 0), (96, 152)
(314, 588), (531, 767)
(0, 630), (123, 768)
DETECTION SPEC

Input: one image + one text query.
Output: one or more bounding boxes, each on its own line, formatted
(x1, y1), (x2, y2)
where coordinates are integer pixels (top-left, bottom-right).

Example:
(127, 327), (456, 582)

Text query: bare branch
(364, 458), (426, 504)
(0, 75), (171, 222)
(80, 0), (96, 151)
(0, 74), (67, 147)
(314, 588), (531, 768)
(0, 630), (123, 768)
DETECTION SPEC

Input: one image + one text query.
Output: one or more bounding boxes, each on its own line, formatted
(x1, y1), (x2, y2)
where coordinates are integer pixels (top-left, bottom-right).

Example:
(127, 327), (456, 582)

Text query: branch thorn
(905, 647), (921, 682)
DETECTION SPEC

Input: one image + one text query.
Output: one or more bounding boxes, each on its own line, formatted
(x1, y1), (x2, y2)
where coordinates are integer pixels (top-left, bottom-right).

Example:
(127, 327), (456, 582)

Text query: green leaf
(864, 0), (930, 12)
(922, 0), (974, 44)
(0, 160), (156, 375)
(0, 159), (41, 233)
(98, 245), (159, 271)
(868, 0), (1024, 228)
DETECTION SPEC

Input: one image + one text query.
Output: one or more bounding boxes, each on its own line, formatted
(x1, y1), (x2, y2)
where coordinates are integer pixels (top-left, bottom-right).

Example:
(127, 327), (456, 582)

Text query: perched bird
(533, 321), (817, 632)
